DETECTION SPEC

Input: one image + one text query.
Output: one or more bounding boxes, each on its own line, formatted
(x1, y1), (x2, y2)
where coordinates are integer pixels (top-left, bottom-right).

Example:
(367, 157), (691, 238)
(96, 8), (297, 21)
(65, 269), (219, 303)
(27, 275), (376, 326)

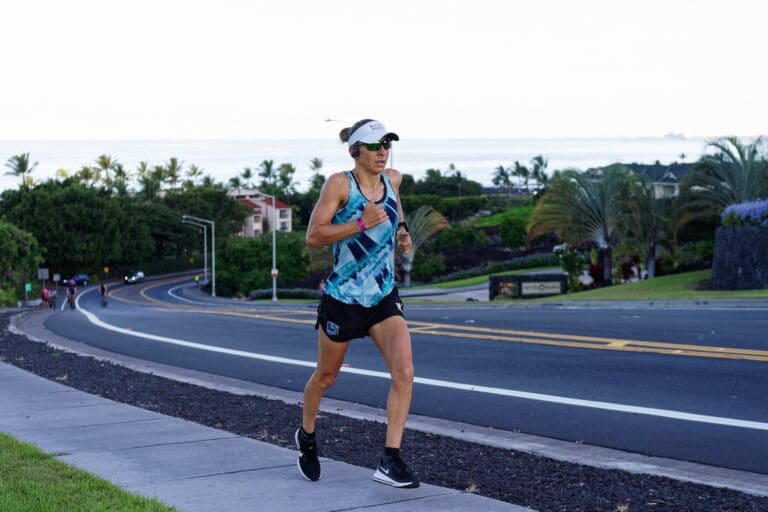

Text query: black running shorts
(315, 288), (404, 342)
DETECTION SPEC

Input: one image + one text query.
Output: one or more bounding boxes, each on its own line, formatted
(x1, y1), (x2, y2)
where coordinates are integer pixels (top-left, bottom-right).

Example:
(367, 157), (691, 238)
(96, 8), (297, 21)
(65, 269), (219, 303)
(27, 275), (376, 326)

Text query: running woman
(296, 119), (418, 488)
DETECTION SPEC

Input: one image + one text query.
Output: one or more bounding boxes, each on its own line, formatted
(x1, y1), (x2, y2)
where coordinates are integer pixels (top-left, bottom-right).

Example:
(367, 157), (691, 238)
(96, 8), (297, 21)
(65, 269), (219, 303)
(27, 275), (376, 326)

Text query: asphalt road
(45, 277), (768, 475)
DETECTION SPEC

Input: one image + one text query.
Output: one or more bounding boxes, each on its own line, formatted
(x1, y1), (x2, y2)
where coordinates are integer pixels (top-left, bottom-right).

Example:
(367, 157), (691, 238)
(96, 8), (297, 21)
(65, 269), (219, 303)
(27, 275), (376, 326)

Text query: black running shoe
(295, 428), (321, 481)
(372, 455), (420, 488)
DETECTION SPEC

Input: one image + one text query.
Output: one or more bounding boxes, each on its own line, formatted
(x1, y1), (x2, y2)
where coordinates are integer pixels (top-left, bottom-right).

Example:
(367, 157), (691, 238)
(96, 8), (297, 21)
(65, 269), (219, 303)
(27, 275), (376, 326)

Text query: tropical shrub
(675, 137), (768, 230)
(401, 195), (489, 221)
(555, 245), (586, 292)
(473, 206), (534, 247)
(412, 252), (446, 281)
(430, 252), (559, 283)
(0, 218), (44, 306)
(0, 286), (18, 307)
(217, 232), (309, 297)
(721, 199), (768, 227)
(430, 226), (489, 250)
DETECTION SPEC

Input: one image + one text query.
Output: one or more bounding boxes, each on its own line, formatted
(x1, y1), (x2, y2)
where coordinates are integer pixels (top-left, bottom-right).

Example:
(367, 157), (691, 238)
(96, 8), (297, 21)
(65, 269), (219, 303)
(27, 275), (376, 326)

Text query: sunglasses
(360, 140), (392, 151)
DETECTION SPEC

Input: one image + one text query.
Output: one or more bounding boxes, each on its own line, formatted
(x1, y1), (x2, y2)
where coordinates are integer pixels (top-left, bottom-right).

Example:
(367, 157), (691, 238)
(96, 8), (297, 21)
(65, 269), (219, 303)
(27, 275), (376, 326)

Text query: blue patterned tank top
(324, 171), (399, 307)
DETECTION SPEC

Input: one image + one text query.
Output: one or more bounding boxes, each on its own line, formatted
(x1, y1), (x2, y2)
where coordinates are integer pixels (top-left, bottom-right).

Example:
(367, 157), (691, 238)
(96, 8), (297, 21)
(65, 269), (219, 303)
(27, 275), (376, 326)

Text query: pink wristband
(356, 217), (367, 232)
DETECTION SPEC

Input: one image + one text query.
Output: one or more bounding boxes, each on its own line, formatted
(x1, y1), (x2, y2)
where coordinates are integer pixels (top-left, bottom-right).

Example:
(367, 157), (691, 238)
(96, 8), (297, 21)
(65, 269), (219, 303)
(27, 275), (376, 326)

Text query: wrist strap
(397, 221), (409, 233)
(356, 217), (367, 232)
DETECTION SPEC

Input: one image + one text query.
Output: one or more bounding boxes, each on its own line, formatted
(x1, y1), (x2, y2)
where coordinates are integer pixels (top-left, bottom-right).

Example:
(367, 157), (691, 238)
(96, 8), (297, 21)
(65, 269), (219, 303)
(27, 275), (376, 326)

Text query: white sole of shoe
(372, 469), (419, 488)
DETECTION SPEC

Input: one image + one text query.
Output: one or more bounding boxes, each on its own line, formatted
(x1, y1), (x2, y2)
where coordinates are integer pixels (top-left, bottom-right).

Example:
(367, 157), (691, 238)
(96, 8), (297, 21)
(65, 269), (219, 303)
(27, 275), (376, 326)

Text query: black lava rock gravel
(1, 312), (766, 512)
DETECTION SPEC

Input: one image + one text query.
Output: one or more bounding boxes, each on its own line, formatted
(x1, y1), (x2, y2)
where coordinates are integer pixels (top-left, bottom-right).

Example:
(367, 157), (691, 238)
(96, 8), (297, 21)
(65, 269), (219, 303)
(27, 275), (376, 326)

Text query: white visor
(347, 120), (399, 146)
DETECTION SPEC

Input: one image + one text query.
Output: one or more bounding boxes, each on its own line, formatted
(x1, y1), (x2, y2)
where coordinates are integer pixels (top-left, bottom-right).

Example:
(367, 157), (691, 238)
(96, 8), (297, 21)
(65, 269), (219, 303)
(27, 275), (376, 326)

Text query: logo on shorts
(396, 302), (403, 312)
(326, 321), (339, 336)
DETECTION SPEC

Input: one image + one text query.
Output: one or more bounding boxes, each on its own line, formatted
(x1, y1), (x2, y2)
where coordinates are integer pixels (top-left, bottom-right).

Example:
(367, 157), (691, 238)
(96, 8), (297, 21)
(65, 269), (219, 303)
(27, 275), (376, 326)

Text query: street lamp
(260, 193), (279, 302)
(181, 218), (208, 284)
(182, 215), (215, 297)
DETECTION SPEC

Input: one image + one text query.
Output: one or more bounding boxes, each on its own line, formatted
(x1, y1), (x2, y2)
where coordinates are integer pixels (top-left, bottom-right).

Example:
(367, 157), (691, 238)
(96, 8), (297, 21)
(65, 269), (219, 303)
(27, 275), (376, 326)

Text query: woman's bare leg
(302, 331), (350, 433)
(369, 315), (414, 448)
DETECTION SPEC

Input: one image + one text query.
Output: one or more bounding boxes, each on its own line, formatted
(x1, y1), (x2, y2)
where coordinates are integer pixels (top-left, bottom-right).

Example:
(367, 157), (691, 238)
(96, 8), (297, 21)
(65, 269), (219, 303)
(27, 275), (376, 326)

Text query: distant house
(228, 188), (292, 236)
(586, 163), (695, 199)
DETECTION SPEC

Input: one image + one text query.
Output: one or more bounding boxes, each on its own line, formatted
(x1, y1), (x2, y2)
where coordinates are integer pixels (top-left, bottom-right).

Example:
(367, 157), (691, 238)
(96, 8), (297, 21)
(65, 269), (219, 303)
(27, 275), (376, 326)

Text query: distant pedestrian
(296, 119), (417, 488)
(41, 286), (50, 308)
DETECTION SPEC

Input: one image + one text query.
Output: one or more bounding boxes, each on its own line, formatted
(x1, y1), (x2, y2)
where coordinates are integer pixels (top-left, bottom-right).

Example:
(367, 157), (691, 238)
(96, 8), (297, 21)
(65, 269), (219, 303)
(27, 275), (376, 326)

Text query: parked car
(124, 270), (145, 284)
(66, 273), (90, 286)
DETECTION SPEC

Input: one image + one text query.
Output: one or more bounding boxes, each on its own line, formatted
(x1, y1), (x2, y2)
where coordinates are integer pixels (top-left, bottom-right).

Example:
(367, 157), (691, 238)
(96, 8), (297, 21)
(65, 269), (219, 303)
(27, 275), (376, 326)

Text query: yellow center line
(406, 320), (768, 358)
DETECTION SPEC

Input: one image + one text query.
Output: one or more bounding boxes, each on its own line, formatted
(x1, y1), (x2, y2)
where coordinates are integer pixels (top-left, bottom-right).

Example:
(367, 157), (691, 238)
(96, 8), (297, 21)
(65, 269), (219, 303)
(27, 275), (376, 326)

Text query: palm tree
(492, 164), (512, 190)
(151, 165), (168, 189)
(399, 206), (450, 287)
(239, 166), (254, 189)
(528, 165), (632, 285)
(166, 157), (183, 189)
(186, 164), (204, 187)
(278, 163), (297, 201)
(111, 163), (130, 196)
(307, 157), (325, 202)
(446, 163), (464, 197)
(136, 161), (151, 180)
(74, 165), (98, 187)
(55, 168), (69, 181)
(137, 174), (161, 201)
(94, 154), (117, 186)
(618, 174), (672, 279)
(4, 153), (38, 186)
(675, 136), (768, 230)
(530, 155), (549, 189)
(512, 161), (530, 190)
(228, 176), (243, 194)
(258, 159), (276, 191)
(309, 157), (323, 173)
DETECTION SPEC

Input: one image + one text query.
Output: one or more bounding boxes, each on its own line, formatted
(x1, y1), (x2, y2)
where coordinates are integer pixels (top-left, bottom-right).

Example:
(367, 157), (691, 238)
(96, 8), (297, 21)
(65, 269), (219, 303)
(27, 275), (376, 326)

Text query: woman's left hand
(396, 230), (412, 253)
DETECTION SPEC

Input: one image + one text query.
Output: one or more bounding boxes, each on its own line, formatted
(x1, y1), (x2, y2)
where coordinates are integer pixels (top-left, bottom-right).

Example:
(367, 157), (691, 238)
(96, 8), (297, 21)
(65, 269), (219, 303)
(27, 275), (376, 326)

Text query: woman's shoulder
(384, 168), (402, 187)
(320, 172), (351, 202)
(327, 171), (351, 184)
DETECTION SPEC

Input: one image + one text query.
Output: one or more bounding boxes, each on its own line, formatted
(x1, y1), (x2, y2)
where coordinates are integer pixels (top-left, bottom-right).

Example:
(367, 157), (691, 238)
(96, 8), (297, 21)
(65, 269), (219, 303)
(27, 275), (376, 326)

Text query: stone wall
(711, 226), (768, 290)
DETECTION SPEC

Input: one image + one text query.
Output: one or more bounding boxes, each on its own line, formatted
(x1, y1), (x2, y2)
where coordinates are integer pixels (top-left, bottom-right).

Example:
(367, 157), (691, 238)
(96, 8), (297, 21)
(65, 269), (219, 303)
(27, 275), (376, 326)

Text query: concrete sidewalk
(0, 362), (530, 512)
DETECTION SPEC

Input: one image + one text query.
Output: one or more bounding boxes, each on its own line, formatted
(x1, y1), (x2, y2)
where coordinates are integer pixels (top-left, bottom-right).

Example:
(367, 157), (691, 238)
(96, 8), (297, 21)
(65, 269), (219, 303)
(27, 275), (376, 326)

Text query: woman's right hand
(361, 201), (388, 230)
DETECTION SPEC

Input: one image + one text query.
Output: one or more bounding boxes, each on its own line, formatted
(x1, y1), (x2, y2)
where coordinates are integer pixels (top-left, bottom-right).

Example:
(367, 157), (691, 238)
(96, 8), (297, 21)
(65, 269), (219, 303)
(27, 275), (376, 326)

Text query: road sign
(53, 273), (61, 283)
(37, 268), (49, 280)
(271, 268), (278, 278)
(24, 283), (32, 293)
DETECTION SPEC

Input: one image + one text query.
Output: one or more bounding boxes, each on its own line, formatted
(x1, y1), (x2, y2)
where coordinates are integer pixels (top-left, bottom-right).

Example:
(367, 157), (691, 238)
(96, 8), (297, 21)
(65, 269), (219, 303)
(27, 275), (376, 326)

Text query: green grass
(0, 432), (176, 512)
(471, 206), (534, 228)
(531, 270), (768, 302)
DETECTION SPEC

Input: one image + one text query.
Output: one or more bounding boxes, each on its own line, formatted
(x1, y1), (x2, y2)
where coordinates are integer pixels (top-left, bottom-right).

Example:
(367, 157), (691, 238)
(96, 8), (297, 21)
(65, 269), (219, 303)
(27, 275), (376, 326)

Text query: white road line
(74, 299), (768, 432)
(167, 283), (201, 304)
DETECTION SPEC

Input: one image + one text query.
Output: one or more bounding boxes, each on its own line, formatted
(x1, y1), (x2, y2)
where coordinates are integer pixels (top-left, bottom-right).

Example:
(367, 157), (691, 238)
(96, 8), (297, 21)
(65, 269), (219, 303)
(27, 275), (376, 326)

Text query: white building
(228, 189), (292, 237)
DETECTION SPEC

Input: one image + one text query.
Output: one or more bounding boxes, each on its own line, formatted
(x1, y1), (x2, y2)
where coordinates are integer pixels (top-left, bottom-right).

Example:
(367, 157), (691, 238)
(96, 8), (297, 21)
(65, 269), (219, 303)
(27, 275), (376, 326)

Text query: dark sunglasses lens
(364, 141), (391, 151)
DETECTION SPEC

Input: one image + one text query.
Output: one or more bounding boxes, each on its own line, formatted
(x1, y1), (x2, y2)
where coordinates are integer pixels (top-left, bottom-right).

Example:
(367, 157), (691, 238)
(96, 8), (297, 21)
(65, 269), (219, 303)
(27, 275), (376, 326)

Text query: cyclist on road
(99, 282), (108, 307)
(66, 280), (77, 310)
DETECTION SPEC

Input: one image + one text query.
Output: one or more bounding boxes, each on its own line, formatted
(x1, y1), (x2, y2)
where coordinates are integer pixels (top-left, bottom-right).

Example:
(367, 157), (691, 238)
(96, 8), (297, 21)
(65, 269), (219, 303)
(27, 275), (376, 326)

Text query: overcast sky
(1, 0), (766, 139)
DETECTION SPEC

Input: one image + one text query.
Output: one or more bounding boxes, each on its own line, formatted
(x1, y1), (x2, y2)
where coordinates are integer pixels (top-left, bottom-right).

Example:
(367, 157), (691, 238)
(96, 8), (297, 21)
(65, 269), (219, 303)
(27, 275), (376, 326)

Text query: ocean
(0, 137), (711, 193)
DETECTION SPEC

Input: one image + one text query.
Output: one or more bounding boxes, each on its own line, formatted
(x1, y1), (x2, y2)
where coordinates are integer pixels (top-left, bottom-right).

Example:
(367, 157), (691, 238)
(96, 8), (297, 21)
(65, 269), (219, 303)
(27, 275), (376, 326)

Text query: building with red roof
(229, 189), (292, 237)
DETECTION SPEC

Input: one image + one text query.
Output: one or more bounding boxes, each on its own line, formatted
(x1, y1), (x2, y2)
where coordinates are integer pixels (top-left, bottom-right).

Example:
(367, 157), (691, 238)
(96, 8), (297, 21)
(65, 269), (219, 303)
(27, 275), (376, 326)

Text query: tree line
(2, 136), (765, 303)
